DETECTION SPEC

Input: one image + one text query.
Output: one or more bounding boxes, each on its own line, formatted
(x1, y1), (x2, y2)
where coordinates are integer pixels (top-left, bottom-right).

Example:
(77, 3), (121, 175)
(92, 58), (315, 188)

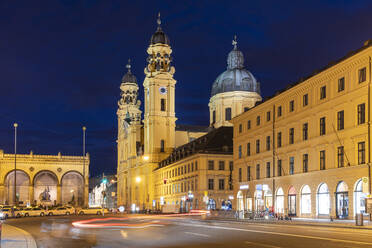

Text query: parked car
(65, 205), (76, 214)
(47, 207), (72, 216)
(13, 207), (24, 218)
(0, 208), (12, 219)
(0, 205), (13, 209)
(23, 207), (46, 217)
(78, 207), (108, 215)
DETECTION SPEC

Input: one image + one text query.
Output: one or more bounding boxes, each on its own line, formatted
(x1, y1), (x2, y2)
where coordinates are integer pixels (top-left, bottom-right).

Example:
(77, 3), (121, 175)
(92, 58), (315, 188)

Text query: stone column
(57, 184), (62, 205)
(84, 184), (89, 207)
(29, 184), (34, 206)
(0, 184), (4, 204)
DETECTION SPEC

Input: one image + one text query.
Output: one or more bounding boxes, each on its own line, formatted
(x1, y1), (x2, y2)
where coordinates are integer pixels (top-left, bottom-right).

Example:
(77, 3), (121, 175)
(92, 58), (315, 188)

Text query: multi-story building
(154, 127), (234, 211)
(0, 149), (89, 206)
(231, 40), (372, 219)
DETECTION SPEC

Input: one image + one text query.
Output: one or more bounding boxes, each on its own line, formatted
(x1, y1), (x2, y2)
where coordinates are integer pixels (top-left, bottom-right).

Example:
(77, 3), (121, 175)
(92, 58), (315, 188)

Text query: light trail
(71, 210), (209, 229)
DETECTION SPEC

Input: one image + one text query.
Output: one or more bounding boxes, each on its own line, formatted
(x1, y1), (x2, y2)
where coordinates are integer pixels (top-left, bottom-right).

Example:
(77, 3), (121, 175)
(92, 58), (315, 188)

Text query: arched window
(207, 198), (216, 210)
(4, 170), (30, 205)
(354, 179), (367, 215)
(275, 187), (284, 214)
(61, 172), (84, 206)
(237, 191), (244, 211)
(336, 181), (349, 218)
(288, 186), (296, 216)
(34, 171), (58, 205)
(317, 183), (330, 215)
(301, 185), (311, 214)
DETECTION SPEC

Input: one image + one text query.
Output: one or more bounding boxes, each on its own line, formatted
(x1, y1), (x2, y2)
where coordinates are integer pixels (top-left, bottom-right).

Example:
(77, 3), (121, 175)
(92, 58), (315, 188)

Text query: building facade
(154, 127), (234, 211)
(0, 150), (89, 207)
(89, 174), (117, 209)
(231, 40), (372, 219)
(116, 15), (261, 211)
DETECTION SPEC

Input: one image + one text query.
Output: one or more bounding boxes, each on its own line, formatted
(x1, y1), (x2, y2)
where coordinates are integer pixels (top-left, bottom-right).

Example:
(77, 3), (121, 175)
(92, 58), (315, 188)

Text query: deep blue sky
(1, 0), (372, 176)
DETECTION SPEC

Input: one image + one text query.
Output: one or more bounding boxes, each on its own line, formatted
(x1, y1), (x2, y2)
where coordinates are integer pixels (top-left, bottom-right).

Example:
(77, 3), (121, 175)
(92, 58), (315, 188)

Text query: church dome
(211, 37), (260, 97)
(121, 59), (137, 84)
(150, 13), (170, 45)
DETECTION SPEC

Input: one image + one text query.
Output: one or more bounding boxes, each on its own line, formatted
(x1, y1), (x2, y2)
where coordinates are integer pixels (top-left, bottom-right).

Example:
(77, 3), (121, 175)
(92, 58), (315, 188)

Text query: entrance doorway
(336, 181), (349, 219)
(288, 186), (296, 216)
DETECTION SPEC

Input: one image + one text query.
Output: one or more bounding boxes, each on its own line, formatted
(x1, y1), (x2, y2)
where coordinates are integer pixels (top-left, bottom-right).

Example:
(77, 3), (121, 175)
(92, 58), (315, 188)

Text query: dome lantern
(211, 36), (260, 97)
(121, 59), (137, 84)
(150, 13), (170, 45)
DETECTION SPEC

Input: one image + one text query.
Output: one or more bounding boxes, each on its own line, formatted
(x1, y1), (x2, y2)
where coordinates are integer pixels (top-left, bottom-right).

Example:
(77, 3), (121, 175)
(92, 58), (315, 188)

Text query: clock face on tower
(159, 86), (167, 95)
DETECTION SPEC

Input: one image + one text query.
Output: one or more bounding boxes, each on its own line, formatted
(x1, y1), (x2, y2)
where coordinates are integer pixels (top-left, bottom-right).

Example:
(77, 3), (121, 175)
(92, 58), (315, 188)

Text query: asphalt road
(5, 214), (372, 248)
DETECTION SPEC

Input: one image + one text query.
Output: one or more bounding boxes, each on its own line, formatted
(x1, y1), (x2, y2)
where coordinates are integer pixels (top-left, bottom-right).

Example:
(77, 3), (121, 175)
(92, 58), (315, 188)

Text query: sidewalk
(1, 224), (37, 248)
(206, 215), (372, 230)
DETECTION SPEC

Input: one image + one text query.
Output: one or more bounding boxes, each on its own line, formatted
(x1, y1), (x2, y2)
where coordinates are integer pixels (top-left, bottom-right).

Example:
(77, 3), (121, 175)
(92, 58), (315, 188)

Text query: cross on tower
(126, 59), (131, 72)
(232, 35), (237, 49)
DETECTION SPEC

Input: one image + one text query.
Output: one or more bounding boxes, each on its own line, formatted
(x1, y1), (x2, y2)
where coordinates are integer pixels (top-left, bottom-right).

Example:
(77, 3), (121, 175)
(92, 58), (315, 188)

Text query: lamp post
(82, 126), (86, 207)
(13, 123), (18, 206)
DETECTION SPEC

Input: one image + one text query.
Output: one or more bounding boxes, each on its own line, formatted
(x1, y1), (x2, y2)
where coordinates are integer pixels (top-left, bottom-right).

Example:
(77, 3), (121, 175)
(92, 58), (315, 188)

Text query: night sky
(1, 0), (372, 176)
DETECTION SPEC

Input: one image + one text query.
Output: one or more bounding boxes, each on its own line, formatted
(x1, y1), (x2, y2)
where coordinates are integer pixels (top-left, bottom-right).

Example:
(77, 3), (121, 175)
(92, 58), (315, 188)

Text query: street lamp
(13, 123), (18, 206)
(135, 176), (141, 183)
(82, 126), (86, 207)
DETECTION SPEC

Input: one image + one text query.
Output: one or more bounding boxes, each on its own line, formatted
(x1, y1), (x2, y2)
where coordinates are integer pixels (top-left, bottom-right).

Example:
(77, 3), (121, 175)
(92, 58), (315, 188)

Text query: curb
(206, 218), (372, 230)
(1, 224), (37, 248)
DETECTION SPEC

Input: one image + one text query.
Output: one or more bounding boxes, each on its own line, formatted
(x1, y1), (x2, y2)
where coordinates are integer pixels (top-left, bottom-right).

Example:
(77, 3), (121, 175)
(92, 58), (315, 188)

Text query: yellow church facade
(231, 40), (372, 219)
(0, 149), (89, 207)
(116, 15), (260, 211)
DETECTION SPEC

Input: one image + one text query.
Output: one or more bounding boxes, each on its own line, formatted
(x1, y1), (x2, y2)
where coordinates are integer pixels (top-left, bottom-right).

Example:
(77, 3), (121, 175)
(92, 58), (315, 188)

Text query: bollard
(355, 213), (364, 226)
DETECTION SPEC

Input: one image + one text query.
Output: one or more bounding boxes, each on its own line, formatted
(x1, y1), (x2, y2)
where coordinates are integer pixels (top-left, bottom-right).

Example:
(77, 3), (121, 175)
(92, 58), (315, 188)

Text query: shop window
(301, 185), (311, 214)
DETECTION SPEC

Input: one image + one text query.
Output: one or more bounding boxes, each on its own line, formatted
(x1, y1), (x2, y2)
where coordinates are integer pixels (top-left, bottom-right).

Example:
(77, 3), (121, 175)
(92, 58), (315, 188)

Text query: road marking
(184, 231), (210, 237)
(179, 223), (372, 246)
(245, 241), (281, 248)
